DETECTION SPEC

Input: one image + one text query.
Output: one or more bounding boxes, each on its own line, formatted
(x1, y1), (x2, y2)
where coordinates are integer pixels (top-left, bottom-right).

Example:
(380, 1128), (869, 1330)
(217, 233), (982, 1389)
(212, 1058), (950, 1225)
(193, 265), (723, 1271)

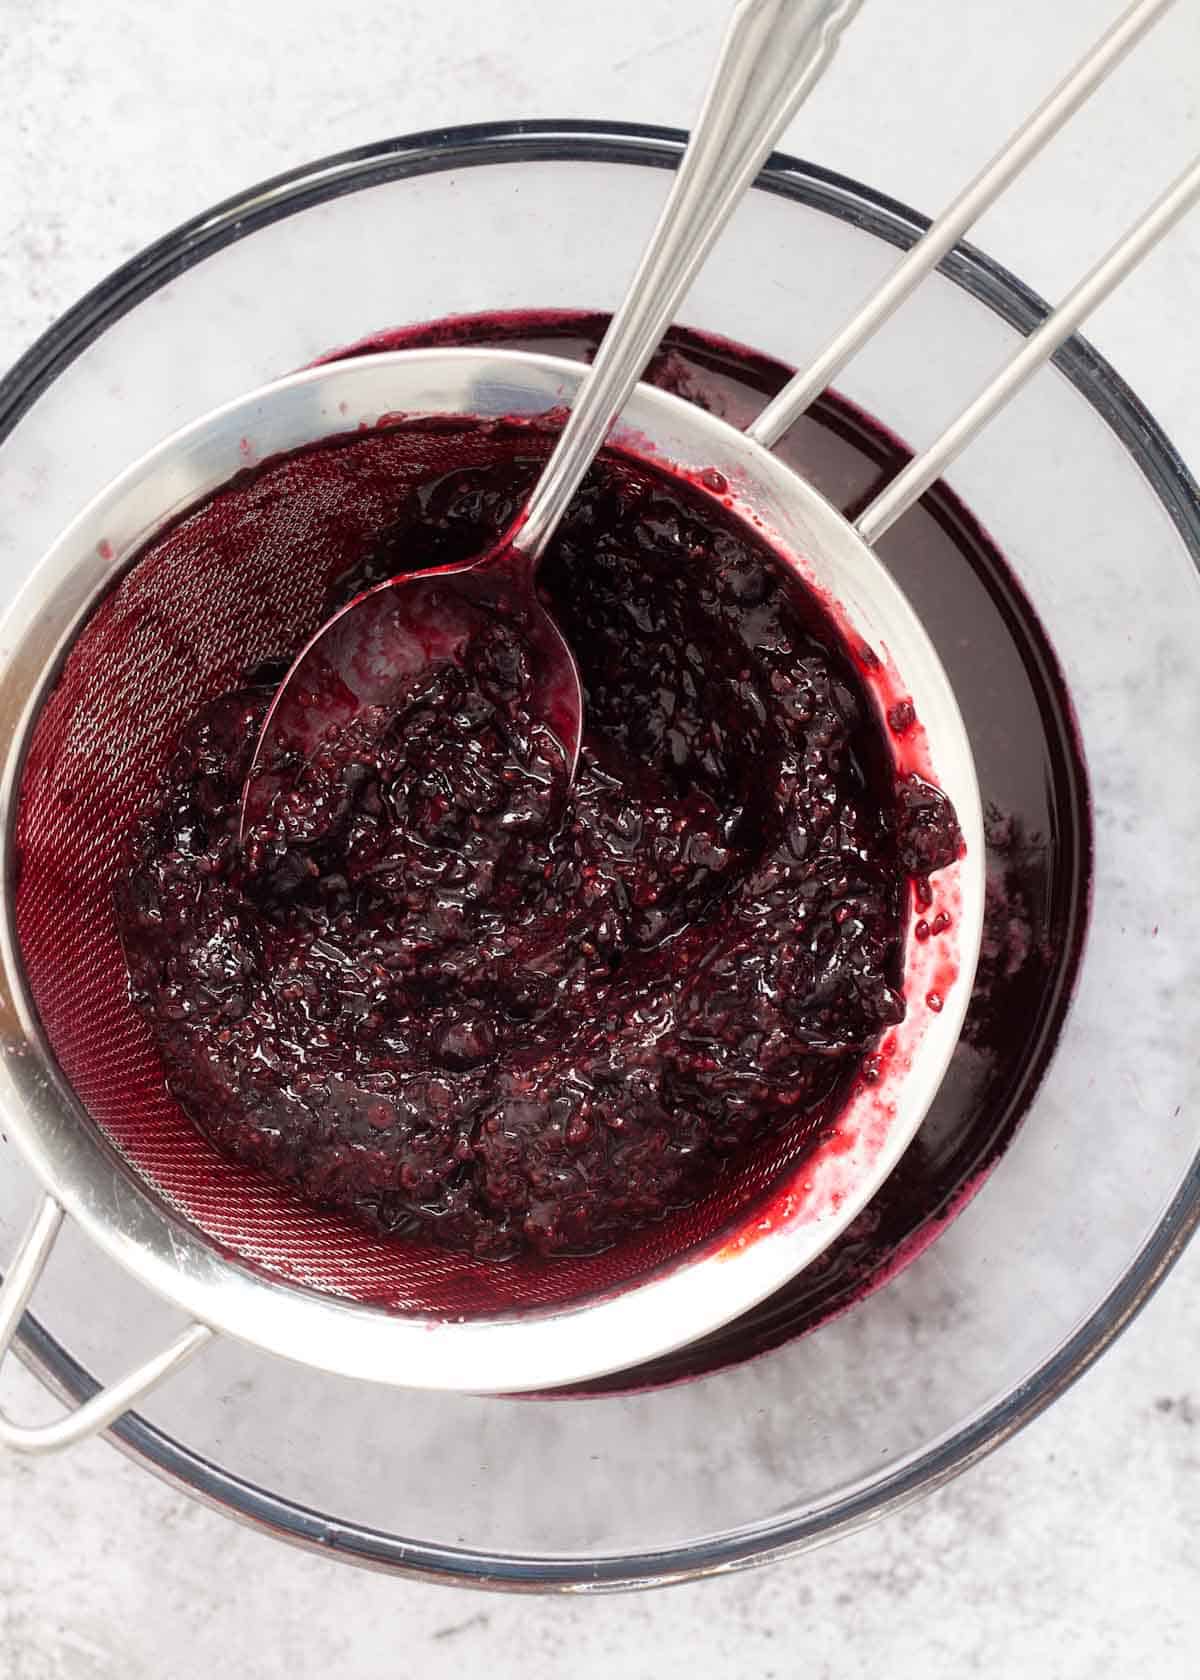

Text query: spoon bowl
(240, 547), (583, 836)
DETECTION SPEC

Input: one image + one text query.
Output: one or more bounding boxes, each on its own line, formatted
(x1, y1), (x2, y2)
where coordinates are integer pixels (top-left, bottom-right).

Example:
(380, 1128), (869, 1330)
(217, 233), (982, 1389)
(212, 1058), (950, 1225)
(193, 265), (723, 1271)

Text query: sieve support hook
(0, 1194), (212, 1455)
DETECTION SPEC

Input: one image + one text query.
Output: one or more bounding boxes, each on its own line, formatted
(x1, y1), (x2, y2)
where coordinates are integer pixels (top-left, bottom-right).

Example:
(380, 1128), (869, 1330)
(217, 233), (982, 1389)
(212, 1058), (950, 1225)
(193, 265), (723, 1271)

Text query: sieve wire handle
(0, 1194), (212, 1455)
(855, 151), (1200, 543)
(745, 0), (1179, 448)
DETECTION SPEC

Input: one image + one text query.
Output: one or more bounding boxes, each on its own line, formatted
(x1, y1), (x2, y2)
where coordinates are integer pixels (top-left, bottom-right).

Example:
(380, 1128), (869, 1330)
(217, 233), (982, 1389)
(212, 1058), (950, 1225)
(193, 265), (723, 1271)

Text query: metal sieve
(0, 346), (984, 1420)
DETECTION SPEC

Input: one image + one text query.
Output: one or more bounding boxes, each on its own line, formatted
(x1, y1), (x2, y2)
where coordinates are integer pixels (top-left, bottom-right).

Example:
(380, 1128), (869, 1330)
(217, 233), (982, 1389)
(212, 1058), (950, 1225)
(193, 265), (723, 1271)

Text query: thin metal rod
(855, 154), (1200, 545)
(746, 0), (1178, 449)
(0, 1195), (63, 1352)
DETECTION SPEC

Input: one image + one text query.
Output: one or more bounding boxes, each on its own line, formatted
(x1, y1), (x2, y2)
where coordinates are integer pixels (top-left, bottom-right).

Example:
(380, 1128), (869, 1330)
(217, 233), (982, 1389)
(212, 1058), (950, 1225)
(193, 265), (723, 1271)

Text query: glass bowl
(0, 121), (1196, 1590)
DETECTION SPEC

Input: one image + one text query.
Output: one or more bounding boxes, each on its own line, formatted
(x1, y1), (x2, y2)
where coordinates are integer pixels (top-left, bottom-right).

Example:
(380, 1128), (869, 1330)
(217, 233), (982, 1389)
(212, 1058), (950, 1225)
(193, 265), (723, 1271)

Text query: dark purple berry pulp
(116, 417), (960, 1263)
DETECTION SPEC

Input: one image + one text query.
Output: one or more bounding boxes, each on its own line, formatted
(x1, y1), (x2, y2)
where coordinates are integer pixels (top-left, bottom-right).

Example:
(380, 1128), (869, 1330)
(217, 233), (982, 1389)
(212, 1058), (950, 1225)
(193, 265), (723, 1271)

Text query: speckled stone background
(1, 1), (1198, 1673)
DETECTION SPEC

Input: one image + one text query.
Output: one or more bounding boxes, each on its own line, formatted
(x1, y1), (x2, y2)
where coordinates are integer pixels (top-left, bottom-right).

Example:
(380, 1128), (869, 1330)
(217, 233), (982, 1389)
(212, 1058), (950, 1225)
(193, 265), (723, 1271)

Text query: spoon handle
(515, 0), (861, 562)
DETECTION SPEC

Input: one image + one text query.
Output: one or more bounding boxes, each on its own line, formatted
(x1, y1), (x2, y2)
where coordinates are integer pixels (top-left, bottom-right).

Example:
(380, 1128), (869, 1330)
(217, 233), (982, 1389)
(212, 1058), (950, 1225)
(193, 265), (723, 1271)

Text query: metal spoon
(239, 0), (861, 834)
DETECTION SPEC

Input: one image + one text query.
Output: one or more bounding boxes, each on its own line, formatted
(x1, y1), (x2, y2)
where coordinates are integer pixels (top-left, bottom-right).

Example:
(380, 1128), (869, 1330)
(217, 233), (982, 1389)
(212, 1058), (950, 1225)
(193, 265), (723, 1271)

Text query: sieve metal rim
(0, 347), (984, 1400)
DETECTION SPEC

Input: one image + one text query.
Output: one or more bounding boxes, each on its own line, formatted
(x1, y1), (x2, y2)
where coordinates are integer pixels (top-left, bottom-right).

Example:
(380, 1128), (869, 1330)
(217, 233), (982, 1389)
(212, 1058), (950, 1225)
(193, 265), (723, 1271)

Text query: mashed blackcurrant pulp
(116, 436), (960, 1261)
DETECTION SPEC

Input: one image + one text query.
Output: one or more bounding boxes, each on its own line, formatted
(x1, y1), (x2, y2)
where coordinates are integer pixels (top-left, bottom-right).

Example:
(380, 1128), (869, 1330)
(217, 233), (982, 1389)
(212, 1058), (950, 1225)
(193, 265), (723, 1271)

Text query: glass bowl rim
(2, 117), (1197, 1593)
